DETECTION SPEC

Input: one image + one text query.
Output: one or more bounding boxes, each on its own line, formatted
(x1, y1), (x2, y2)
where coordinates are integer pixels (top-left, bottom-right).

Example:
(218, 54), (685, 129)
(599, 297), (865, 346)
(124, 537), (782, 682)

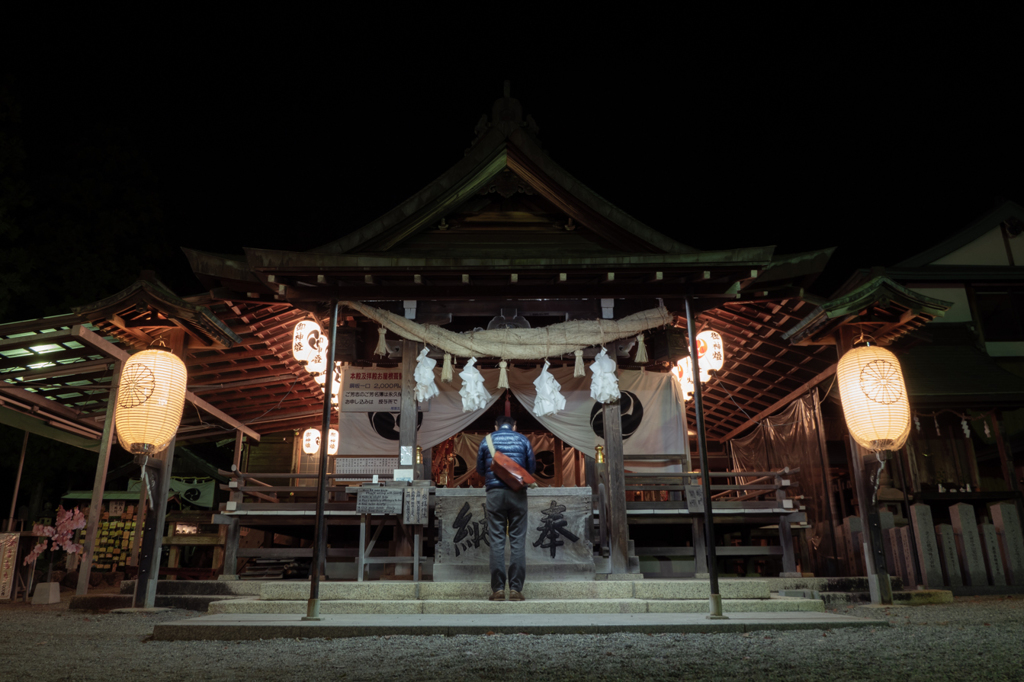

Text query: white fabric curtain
(507, 365), (687, 458)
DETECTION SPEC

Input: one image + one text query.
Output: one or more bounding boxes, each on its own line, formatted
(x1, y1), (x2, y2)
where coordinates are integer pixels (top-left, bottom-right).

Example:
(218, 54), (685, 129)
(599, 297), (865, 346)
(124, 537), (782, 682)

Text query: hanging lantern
(328, 429), (339, 455)
(837, 343), (911, 452)
(305, 338), (329, 375)
(292, 321), (323, 365)
(671, 357), (695, 401)
(302, 428), (321, 455)
(695, 330), (725, 380)
(115, 347), (188, 455)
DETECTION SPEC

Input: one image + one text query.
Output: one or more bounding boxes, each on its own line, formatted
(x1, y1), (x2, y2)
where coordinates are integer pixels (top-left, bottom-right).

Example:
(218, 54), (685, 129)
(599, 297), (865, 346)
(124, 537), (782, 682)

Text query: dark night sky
(2, 11), (1024, 314)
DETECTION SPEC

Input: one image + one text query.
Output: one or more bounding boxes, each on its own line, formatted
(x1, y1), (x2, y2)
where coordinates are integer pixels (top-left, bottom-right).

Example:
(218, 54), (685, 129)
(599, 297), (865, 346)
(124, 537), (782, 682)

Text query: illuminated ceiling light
(837, 343), (911, 452)
(115, 347), (187, 455)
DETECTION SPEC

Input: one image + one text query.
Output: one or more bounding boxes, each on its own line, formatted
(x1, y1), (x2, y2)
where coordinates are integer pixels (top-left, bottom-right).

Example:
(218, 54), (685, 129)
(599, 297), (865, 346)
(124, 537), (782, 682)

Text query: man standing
(476, 415), (536, 601)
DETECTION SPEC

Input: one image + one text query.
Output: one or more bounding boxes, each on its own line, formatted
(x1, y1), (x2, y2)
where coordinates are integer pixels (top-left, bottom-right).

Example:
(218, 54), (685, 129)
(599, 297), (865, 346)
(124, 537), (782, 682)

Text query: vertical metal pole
(812, 387), (840, 576)
(686, 297), (725, 618)
(306, 300), (338, 620)
(6, 431), (29, 532)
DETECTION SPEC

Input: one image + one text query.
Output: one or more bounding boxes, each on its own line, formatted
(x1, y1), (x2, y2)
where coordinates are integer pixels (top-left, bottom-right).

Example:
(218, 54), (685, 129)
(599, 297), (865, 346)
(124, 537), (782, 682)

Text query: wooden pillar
(232, 430), (244, 470)
(76, 360), (122, 596)
(221, 518), (240, 577)
(777, 472), (799, 576)
(6, 431), (29, 532)
(602, 398), (630, 574)
(400, 339), (421, 479)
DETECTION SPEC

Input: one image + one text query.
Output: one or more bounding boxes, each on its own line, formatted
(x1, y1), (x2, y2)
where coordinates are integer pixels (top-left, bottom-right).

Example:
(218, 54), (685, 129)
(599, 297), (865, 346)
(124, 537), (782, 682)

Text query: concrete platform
(256, 579), (771, 602)
(152, 611), (888, 640)
(208, 595), (825, 615)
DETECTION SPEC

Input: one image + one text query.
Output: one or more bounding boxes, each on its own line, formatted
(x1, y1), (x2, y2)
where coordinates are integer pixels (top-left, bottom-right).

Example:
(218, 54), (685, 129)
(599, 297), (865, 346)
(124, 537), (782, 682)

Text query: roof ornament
(468, 81), (540, 150)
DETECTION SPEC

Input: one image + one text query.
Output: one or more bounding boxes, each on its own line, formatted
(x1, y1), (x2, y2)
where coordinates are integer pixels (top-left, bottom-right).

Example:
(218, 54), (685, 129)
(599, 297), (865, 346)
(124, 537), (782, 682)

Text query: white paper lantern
(115, 348), (188, 455)
(696, 330), (725, 380)
(302, 428), (320, 455)
(328, 429), (339, 455)
(671, 357), (695, 402)
(292, 321), (323, 365)
(837, 344), (911, 452)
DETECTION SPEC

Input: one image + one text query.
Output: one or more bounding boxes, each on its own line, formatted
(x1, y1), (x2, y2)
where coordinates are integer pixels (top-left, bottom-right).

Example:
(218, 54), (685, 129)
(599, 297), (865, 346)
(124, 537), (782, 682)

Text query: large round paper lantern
(328, 429), (339, 455)
(115, 348), (187, 455)
(837, 344), (911, 452)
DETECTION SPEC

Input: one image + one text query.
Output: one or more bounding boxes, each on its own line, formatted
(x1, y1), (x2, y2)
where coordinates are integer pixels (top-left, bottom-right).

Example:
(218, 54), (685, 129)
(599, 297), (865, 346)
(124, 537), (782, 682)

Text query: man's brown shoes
(509, 590), (525, 601)
(488, 590), (505, 601)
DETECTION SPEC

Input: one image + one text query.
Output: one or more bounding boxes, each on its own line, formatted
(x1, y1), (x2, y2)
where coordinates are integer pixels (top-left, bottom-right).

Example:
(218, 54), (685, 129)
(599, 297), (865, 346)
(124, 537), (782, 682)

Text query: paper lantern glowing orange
(837, 344), (911, 452)
(115, 348), (187, 455)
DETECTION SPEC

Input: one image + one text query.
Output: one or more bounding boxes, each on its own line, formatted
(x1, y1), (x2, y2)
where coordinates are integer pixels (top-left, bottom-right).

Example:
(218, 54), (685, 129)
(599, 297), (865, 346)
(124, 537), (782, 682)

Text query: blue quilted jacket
(475, 426), (536, 491)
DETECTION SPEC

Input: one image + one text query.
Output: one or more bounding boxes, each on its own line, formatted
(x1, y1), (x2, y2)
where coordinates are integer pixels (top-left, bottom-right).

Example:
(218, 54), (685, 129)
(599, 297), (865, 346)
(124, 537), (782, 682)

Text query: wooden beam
(717, 363), (838, 442)
(185, 391), (261, 442)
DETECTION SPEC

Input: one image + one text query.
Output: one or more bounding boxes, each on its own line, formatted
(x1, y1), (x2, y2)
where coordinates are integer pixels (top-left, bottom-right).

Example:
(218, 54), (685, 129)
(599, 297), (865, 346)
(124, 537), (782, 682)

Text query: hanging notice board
(339, 368), (428, 413)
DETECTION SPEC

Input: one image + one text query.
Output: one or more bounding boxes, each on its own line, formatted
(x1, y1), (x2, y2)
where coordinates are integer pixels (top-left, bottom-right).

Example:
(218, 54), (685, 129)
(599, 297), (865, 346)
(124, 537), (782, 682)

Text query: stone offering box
(434, 487), (594, 582)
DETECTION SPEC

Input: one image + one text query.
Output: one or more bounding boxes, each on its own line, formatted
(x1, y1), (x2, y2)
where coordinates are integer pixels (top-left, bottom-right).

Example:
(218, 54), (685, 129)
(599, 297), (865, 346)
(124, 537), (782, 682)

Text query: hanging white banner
(330, 366), (686, 460)
(508, 366), (687, 458)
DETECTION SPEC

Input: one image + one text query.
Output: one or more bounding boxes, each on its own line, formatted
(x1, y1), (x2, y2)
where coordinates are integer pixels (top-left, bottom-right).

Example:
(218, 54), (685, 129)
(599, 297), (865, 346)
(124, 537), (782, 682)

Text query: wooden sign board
(0, 533), (19, 599)
(356, 488), (403, 515)
(684, 485), (705, 514)
(403, 487), (429, 525)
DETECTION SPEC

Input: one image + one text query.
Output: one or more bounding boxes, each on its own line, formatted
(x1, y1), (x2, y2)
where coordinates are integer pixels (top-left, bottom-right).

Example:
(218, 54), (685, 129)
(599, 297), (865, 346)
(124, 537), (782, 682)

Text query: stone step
(258, 579), (771, 602)
(208, 595), (824, 616)
(70, 594), (248, 612)
(119, 580), (264, 596)
(814, 590), (953, 606)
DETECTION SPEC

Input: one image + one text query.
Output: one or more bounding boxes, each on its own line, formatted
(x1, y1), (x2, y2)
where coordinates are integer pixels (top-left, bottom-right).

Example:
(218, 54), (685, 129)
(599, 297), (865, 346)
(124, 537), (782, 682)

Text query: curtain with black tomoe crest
(728, 391), (833, 573)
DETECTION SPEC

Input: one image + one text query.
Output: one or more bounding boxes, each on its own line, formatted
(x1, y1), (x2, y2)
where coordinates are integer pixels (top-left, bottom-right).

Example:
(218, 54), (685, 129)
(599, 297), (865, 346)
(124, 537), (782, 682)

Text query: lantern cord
(816, 372), (839, 405)
(869, 451), (886, 507)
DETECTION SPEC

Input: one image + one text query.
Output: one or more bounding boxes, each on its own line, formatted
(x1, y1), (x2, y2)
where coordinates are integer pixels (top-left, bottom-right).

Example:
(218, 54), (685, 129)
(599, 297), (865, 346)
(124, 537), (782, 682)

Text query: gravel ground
(1, 591), (1022, 681)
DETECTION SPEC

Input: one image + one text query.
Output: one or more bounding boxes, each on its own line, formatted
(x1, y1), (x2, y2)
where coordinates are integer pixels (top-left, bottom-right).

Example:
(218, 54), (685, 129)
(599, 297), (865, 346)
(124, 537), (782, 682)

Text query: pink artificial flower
(22, 506), (87, 565)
